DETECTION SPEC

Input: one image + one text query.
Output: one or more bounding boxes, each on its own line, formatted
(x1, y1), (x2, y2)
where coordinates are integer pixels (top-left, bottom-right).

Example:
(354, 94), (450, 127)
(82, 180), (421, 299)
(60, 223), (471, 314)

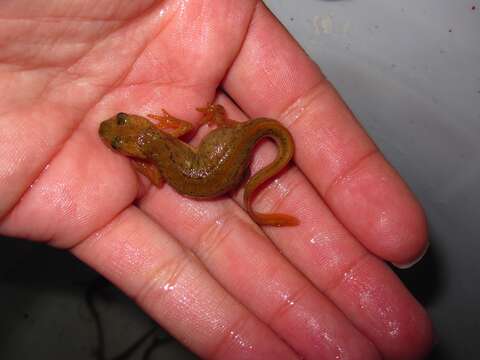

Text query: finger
(72, 206), (298, 360)
(139, 186), (380, 360)
(248, 167), (433, 360)
(222, 2), (428, 266)
(115, 0), (258, 113)
(217, 96), (433, 360)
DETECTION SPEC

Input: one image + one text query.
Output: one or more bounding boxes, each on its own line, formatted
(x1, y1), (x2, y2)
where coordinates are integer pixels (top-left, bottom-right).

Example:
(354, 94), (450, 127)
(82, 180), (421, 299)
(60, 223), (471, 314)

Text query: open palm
(1, 1), (432, 359)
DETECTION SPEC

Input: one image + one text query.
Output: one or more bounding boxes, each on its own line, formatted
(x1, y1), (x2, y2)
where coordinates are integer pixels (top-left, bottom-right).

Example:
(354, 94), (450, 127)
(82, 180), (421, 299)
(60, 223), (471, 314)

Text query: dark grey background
(2, 0), (479, 358)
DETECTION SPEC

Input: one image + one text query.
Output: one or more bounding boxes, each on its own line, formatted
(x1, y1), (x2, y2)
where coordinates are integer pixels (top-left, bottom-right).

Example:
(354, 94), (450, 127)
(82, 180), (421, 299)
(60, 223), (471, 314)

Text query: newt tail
(242, 119), (299, 227)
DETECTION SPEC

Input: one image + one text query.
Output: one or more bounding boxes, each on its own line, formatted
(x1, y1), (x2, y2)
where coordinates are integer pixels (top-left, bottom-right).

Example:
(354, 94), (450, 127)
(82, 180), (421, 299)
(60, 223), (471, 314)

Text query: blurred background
(2, 0), (479, 358)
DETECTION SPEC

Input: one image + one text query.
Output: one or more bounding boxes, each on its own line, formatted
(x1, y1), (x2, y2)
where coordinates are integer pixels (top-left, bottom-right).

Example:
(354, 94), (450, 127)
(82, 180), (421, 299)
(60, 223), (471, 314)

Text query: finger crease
(278, 78), (332, 130)
(268, 282), (310, 326)
(209, 311), (253, 360)
(322, 251), (371, 295)
(195, 211), (248, 264)
(133, 251), (193, 309)
(323, 147), (379, 200)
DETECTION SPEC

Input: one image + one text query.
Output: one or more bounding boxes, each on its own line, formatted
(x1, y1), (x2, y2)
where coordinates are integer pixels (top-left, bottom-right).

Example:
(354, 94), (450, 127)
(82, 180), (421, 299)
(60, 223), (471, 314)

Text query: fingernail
(391, 242), (430, 269)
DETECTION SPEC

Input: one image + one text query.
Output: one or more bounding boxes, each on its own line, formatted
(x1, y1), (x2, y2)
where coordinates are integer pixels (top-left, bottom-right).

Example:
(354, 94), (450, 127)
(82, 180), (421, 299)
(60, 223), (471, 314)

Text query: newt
(98, 104), (298, 226)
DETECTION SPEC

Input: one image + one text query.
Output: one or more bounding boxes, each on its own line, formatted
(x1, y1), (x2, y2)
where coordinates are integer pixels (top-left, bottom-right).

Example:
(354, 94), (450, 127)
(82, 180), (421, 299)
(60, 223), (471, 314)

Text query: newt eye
(116, 113), (128, 125)
(111, 136), (122, 149)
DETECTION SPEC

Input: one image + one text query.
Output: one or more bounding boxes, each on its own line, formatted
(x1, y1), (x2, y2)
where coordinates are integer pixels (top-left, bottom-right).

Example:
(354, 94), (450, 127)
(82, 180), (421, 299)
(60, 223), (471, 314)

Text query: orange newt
(98, 104), (298, 226)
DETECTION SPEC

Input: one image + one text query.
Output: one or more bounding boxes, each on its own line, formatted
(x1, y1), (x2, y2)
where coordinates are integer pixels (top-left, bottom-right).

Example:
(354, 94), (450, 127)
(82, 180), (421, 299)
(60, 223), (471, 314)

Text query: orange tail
(243, 119), (299, 227)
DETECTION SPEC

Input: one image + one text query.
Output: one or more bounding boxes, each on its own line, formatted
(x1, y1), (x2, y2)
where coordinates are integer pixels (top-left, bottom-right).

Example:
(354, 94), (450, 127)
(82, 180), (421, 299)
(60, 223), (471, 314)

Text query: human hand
(0, 1), (432, 359)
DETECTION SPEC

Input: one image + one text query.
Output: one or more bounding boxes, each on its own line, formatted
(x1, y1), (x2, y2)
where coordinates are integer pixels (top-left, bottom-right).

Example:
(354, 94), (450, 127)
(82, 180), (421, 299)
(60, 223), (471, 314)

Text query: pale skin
(0, 1), (432, 359)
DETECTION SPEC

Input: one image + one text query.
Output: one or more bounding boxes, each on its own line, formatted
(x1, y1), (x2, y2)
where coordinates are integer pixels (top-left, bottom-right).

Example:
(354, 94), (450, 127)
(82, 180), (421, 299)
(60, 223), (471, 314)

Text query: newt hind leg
(196, 104), (238, 128)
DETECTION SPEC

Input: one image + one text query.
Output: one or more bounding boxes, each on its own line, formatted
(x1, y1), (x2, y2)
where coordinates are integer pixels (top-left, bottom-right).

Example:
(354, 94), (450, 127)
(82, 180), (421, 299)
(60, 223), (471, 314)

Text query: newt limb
(147, 110), (193, 137)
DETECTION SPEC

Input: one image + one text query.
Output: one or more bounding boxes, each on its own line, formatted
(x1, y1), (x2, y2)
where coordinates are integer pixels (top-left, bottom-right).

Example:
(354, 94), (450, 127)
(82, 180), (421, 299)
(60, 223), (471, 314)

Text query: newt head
(99, 112), (152, 159)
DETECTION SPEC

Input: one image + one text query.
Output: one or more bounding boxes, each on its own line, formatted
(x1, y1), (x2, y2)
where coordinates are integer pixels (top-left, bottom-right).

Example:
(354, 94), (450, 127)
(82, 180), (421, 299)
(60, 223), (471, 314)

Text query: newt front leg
(133, 110), (195, 185)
